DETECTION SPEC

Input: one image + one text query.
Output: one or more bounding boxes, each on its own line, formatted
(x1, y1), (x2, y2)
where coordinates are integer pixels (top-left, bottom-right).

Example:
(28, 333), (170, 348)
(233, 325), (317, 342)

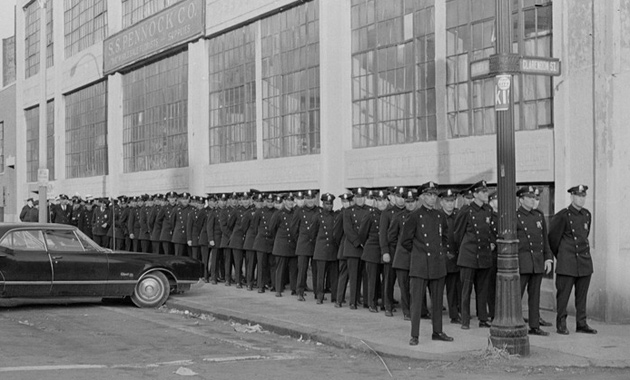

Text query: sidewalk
(166, 283), (630, 368)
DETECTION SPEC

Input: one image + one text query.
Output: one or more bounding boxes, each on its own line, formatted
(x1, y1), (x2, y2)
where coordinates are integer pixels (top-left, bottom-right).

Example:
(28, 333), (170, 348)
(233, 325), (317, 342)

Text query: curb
(165, 299), (474, 363)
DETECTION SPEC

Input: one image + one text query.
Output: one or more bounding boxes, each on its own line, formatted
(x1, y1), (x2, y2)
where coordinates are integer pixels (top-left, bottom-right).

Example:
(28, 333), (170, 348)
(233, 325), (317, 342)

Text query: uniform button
(427, 253), (431, 256)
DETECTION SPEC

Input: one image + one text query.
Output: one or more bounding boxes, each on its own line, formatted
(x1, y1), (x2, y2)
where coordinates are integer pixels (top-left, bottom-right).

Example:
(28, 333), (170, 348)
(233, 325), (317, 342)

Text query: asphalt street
(0, 299), (628, 380)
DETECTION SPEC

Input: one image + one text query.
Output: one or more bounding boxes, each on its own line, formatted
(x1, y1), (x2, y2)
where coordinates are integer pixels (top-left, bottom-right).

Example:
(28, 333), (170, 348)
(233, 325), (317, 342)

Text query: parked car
(0, 223), (203, 308)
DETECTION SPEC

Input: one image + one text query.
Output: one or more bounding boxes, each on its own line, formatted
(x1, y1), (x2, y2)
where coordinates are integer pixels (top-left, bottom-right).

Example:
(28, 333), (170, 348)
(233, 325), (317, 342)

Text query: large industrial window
(122, 0), (183, 28)
(261, 0), (320, 159)
(208, 24), (256, 164)
(514, 0), (553, 130)
(24, 102), (54, 182)
(351, 0), (436, 148)
(65, 82), (108, 178)
(24, 0), (53, 79)
(25, 106), (39, 182)
(445, 0), (554, 138)
(122, 52), (188, 172)
(64, 0), (108, 58)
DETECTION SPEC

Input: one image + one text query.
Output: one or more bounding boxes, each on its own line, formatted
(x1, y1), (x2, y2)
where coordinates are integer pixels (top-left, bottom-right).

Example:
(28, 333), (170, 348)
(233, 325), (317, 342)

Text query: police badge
(536, 221), (542, 229)
(486, 217), (490, 224)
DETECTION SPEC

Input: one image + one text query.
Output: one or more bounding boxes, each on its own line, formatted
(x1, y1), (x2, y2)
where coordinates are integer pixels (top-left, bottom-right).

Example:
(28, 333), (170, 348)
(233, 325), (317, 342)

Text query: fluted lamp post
(37, 0), (49, 223)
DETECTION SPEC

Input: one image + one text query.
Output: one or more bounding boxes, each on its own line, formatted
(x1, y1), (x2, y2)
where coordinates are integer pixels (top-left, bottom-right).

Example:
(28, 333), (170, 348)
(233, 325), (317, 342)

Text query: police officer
(226, 192), (251, 288)
(51, 194), (73, 224)
(401, 182), (453, 344)
(187, 195), (206, 261)
(270, 193), (298, 297)
(516, 186), (553, 336)
(128, 196), (142, 252)
(549, 185), (597, 335)
(159, 191), (178, 255)
(243, 193), (263, 290)
(251, 193), (276, 292)
(172, 192), (193, 257)
(342, 187), (370, 309)
(487, 191), (499, 321)
(310, 193), (342, 304)
(334, 192), (354, 307)
(91, 197), (110, 247)
(138, 194), (153, 253)
(380, 187), (405, 316)
(454, 180), (496, 330)
(388, 189), (417, 320)
(294, 190), (320, 301)
(440, 188), (462, 324)
(359, 190), (388, 312)
(207, 194), (226, 283)
(150, 194), (165, 254)
(81, 197), (94, 239)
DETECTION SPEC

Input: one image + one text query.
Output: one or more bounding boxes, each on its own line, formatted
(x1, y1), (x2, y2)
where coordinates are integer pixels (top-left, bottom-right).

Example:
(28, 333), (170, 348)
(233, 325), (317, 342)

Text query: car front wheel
(131, 271), (170, 308)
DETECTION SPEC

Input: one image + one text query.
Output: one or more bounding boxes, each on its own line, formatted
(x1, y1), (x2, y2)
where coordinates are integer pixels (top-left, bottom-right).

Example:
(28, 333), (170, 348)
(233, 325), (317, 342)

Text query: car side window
(44, 230), (85, 252)
(0, 230), (46, 251)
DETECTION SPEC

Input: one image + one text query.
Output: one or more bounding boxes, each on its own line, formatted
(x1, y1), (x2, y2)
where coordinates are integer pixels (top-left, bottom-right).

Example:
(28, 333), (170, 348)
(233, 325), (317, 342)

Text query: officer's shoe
(257, 288), (265, 294)
(539, 318), (553, 327)
(247, 285), (254, 291)
(409, 337), (419, 346)
(275, 292), (282, 297)
(556, 327), (570, 335)
(334, 302), (342, 308)
(349, 304), (358, 310)
(403, 314), (411, 321)
(236, 283), (243, 289)
(450, 317), (462, 324)
(528, 327), (549, 336)
(576, 325), (598, 334)
(432, 332), (454, 342)
(421, 313), (431, 320)
(461, 324), (470, 330)
(297, 294), (306, 302)
(316, 299), (323, 305)
(384, 310), (394, 317)
(479, 321), (491, 328)
(368, 306), (378, 313)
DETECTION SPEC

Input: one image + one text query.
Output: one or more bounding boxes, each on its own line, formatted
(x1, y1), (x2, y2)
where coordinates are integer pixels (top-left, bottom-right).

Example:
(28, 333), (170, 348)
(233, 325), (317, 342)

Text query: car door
(0, 229), (52, 297)
(45, 229), (110, 297)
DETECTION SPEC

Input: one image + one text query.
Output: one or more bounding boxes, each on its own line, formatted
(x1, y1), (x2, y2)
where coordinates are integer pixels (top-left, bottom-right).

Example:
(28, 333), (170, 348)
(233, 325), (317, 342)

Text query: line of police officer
(18, 180), (597, 344)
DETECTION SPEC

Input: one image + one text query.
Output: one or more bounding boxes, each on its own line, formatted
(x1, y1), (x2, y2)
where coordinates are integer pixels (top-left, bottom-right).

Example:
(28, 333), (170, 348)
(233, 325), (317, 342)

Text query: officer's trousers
(556, 274), (591, 329)
(445, 271), (462, 320)
(460, 266), (491, 326)
(316, 260), (338, 303)
(275, 256), (297, 293)
(410, 276), (445, 337)
(396, 269), (410, 317)
(521, 272), (543, 329)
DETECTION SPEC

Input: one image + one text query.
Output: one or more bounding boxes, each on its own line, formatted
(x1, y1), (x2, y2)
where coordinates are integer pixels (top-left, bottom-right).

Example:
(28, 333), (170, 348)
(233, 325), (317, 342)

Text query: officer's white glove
(382, 253), (391, 263)
(209, 240), (215, 247)
(544, 259), (553, 274)
(187, 240), (192, 247)
(129, 234), (135, 239)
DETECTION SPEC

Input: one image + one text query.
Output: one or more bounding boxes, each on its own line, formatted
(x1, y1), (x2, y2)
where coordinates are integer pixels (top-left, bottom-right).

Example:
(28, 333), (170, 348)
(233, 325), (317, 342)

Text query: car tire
(131, 271), (170, 308)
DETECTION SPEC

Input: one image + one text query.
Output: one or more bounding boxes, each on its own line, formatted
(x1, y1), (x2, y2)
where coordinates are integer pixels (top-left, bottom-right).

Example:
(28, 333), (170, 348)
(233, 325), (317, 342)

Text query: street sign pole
(38, 0), (48, 223)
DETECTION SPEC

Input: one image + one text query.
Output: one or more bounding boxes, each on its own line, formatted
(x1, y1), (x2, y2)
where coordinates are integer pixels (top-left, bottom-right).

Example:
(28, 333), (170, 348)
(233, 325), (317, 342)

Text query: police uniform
(388, 191), (415, 319)
(310, 193), (342, 304)
(219, 194), (235, 284)
(379, 187), (406, 315)
(128, 197), (142, 252)
(242, 194), (261, 290)
(251, 196), (277, 292)
(358, 190), (387, 312)
(207, 194), (228, 283)
(400, 182), (452, 344)
(171, 193), (193, 257)
(91, 199), (110, 247)
(453, 180), (496, 329)
(334, 192), (353, 307)
(341, 187), (370, 309)
(293, 190), (321, 300)
(270, 194), (298, 296)
(159, 192), (178, 255)
(226, 193), (251, 288)
(107, 199), (126, 250)
(516, 186), (553, 334)
(548, 185), (597, 334)
(51, 195), (73, 225)
(138, 195), (153, 253)
(197, 197), (212, 281)
(149, 195), (164, 254)
(187, 196), (206, 261)
(441, 189), (462, 323)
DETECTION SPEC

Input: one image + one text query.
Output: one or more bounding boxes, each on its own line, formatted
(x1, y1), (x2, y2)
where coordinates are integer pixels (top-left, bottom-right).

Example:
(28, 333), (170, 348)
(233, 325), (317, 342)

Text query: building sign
(103, 0), (205, 75)
(495, 74), (511, 111)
